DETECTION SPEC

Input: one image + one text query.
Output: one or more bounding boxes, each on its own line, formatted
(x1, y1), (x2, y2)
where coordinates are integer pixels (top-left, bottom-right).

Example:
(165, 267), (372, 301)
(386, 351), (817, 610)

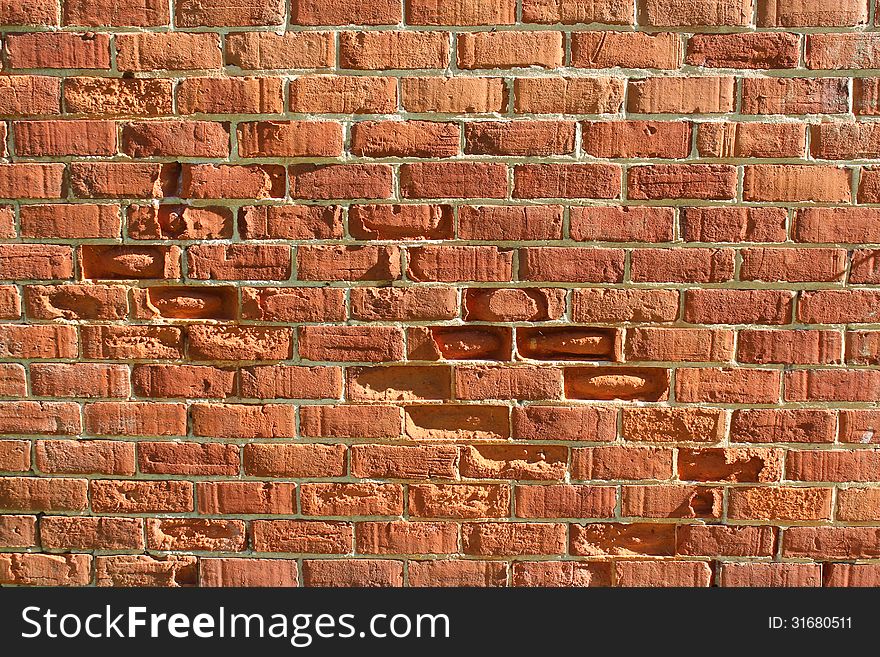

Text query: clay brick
(14, 120), (116, 156)
(582, 122), (690, 159)
(411, 560), (508, 587)
(350, 287), (458, 321)
(458, 31), (564, 69)
(757, 0), (868, 26)
(682, 207), (788, 242)
(122, 121), (229, 158)
(462, 523), (566, 556)
(513, 561), (611, 587)
(566, 367), (670, 401)
(200, 559), (298, 587)
(401, 162), (508, 199)
(572, 446), (673, 481)
(409, 484), (510, 518)
(514, 77), (624, 114)
(239, 205), (342, 240)
(188, 325), (292, 361)
(621, 485), (723, 519)
(117, 33), (221, 71)
(298, 326), (403, 362)
(625, 327), (734, 362)
(730, 409), (837, 444)
(630, 248), (735, 282)
(138, 442), (240, 476)
(570, 522), (675, 556)
(95, 556), (196, 587)
(403, 77), (508, 113)
(20, 204), (121, 239)
(91, 480), (193, 513)
(784, 527), (880, 559)
(737, 329), (843, 365)
(147, 519), (246, 552)
(175, 0), (284, 26)
(729, 487), (832, 521)
(64, 77), (172, 116)
(350, 445), (458, 480)
(292, 0), (400, 24)
(0, 516), (37, 548)
(41, 516), (143, 550)
(191, 403), (296, 439)
(302, 560), (403, 587)
(622, 407), (726, 443)
(81, 326), (183, 360)
(615, 560), (712, 587)
(676, 525), (776, 557)
(241, 287), (345, 322)
(640, 0), (752, 25)
(520, 248), (624, 282)
(687, 32), (800, 68)
(0, 554), (91, 586)
(460, 444), (567, 480)
(349, 205), (454, 240)
(301, 404), (402, 438)
(684, 289), (794, 325)
(720, 563), (821, 587)
(0, 477), (88, 512)
(84, 402), (187, 437)
(198, 482), (296, 515)
(239, 365), (341, 399)
(244, 443), (346, 478)
(407, 0), (515, 25)
(515, 485), (616, 518)
(465, 121), (574, 156)
(523, 0), (632, 23)
(408, 246), (512, 282)
(465, 288), (566, 322)
(301, 483), (403, 517)
(455, 366), (563, 401)
(697, 122), (806, 158)
(226, 31), (334, 69)
(572, 32), (683, 69)
(628, 165), (737, 200)
(627, 77), (735, 113)
(742, 78), (849, 115)
(290, 76), (397, 113)
(6, 32), (108, 70)
(404, 405), (510, 440)
(340, 31), (450, 70)
(356, 521), (457, 554)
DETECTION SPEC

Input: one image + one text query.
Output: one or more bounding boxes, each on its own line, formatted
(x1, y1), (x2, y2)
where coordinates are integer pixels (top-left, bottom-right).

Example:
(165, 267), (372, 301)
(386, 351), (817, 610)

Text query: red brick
(41, 516), (143, 550)
(409, 484), (510, 518)
(175, 0), (284, 26)
(198, 482), (296, 515)
(298, 326), (403, 362)
(622, 485), (723, 519)
(640, 0), (752, 26)
(684, 289), (794, 325)
(697, 122), (806, 158)
(292, 0), (399, 24)
(514, 164), (621, 199)
(401, 162), (508, 199)
(628, 165), (737, 200)
(628, 77), (735, 113)
(465, 287), (566, 321)
(290, 76), (397, 114)
(91, 480), (193, 513)
(730, 409), (837, 444)
(244, 443), (346, 478)
(513, 561), (611, 587)
(116, 32), (221, 71)
(122, 121), (229, 158)
(742, 78), (849, 114)
(95, 556), (196, 587)
(350, 444), (458, 480)
(301, 483), (403, 517)
(687, 32), (800, 68)
(622, 407), (726, 443)
(407, 0), (515, 25)
(302, 560), (403, 587)
(570, 522), (675, 556)
(138, 442), (239, 476)
(565, 367), (670, 401)
(64, 0), (169, 25)
(191, 403), (295, 439)
(404, 77), (508, 113)
(147, 519), (246, 552)
(36, 440), (134, 476)
(466, 121), (574, 156)
(631, 248), (734, 282)
(226, 31), (334, 69)
(301, 404), (402, 439)
(411, 560), (508, 587)
(581, 121), (690, 159)
(572, 32), (683, 69)
(682, 207), (788, 242)
(625, 327), (734, 362)
(84, 402), (186, 437)
(729, 487), (832, 521)
(738, 329), (842, 365)
(0, 554), (91, 586)
(676, 368), (780, 404)
(515, 485), (616, 518)
(514, 77), (623, 114)
(572, 446), (674, 481)
(522, 0), (632, 23)
(758, 0), (868, 26)
(784, 527), (880, 559)
(64, 77), (172, 116)
(676, 525), (776, 557)
(408, 245), (512, 282)
(340, 31), (449, 70)
(254, 519), (352, 553)
(239, 205), (342, 240)
(462, 523), (566, 556)
(200, 559), (297, 587)
(290, 164), (393, 200)
(356, 521), (458, 554)
(720, 563), (821, 587)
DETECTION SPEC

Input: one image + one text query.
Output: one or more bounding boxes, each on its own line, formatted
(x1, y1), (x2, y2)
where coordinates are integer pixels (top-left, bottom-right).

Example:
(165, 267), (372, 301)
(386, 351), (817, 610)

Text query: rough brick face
(0, 0), (875, 590)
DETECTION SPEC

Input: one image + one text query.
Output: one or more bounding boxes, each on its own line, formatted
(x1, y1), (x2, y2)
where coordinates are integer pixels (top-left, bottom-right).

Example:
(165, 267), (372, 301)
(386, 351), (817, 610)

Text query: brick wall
(0, 0), (879, 587)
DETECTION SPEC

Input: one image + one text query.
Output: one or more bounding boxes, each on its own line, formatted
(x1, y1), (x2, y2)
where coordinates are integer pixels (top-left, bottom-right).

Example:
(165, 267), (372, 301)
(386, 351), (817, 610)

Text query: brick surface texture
(0, 0), (879, 588)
